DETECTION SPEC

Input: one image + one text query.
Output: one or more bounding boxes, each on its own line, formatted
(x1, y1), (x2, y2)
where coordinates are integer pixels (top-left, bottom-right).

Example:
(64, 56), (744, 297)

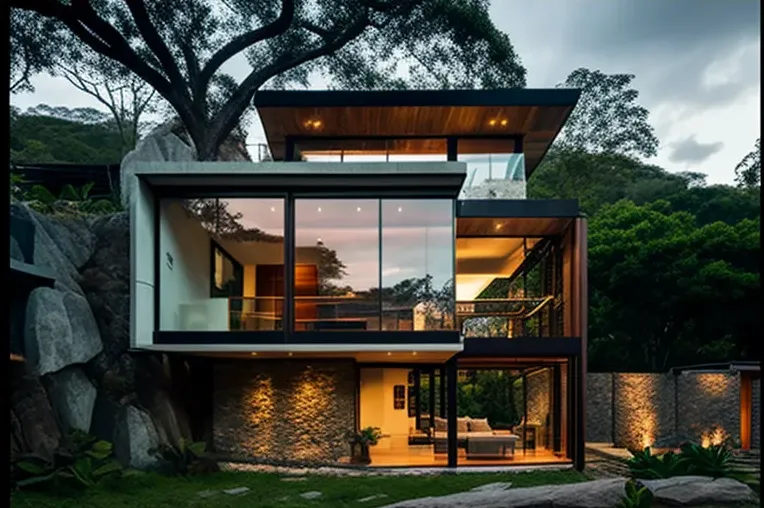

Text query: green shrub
(627, 447), (688, 479)
(12, 430), (122, 490)
(679, 442), (732, 478)
(150, 438), (219, 476)
(617, 480), (653, 508)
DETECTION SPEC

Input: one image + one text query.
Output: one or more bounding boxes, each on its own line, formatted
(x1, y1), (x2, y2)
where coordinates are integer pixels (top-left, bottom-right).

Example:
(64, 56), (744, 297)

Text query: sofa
(431, 416), (520, 457)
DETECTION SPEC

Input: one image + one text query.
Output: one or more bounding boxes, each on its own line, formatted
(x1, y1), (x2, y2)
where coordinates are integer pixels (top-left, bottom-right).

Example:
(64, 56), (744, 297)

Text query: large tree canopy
(556, 68), (659, 159)
(12, 0), (526, 160)
(735, 138), (761, 189)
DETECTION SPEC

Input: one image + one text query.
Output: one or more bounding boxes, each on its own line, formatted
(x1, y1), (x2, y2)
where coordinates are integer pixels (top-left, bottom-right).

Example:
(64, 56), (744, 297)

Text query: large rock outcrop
(43, 366), (97, 433)
(24, 287), (103, 376)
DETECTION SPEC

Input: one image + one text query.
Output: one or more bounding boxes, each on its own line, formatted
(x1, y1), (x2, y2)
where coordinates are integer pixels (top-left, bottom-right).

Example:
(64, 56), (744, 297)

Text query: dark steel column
(446, 357), (458, 468)
(428, 369), (436, 429)
(446, 137), (458, 161)
(413, 370), (422, 430)
(284, 194), (295, 337)
(439, 367), (446, 418)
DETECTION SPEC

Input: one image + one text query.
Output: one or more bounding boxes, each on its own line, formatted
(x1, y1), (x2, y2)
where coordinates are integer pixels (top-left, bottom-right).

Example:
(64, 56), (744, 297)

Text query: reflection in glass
(294, 199), (379, 331)
(297, 138), (447, 163)
(457, 139), (526, 199)
(381, 200), (455, 330)
(159, 197), (284, 332)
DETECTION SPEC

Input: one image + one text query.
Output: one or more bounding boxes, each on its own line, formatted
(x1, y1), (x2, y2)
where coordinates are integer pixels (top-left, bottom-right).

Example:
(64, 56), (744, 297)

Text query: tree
(587, 200), (759, 372)
(13, 0), (526, 161)
(9, 9), (61, 93)
(734, 138), (761, 188)
(556, 68), (659, 158)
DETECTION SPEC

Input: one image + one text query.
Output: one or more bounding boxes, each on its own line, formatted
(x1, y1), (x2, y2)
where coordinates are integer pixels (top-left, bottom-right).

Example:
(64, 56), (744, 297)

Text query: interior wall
(159, 200), (214, 330)
(130, 178), (156, 346)
(359, 368), (411, 449)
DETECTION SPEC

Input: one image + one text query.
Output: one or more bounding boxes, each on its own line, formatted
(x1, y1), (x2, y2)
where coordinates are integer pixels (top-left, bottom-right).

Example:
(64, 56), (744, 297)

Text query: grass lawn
(11, 468), (589, 508)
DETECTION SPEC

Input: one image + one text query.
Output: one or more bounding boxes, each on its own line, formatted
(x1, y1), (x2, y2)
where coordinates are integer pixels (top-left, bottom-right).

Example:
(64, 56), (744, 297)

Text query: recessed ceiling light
(398, 207), (403, 212)
(387, 352), (392, 356)
(412, 351), (418, 356)
(495, 223), (502, 230)
(317, 207), (322, 212)
(357, 207), (362, 212)
(288, 352), (293, 356)
(251, 352), (258, 356)
(488, 119), (497, 126)
(317, 237), (322, 242)
(270, 206), (275, 212)
(500, 119), (508, 126)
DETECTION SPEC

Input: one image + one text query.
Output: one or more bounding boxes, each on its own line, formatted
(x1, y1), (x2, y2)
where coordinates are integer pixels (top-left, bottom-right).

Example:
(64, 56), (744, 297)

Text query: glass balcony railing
(228, 296), (284, 331)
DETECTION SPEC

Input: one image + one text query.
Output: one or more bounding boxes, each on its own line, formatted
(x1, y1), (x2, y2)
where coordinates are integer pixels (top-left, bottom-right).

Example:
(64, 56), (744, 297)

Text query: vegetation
(150, 439), (220, 476)
(616, 480), (653, 508)
(10, 469), (588, 508)
(626, 443), (736, 480)
(11, 106), (126, 164)
(12, 0), (526, 160)
(12, 430), (123, 490)
(15, 181), (122, 216)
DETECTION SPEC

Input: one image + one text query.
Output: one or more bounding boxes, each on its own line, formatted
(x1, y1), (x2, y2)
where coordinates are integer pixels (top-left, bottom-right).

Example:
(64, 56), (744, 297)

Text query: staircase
(585, 444), (630, 479)
(730, 449), (761, 482)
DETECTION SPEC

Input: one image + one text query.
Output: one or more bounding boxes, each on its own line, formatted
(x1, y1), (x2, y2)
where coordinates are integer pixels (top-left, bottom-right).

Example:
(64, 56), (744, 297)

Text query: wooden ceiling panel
(457, 217), (573, 237)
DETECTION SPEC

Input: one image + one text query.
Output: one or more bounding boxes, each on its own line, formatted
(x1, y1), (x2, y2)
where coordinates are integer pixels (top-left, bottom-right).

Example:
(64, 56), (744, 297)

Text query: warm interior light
(270, 206), (275, 212)
(303, 118), (324, 131)
(251, 352), (258, 356)
(317, 237), (322, 242)
(412, 352), (418, 356)
(387, 352), (392, 356)
(488, 119), (497, 126)
(500, 119), (508, 126)
(317, 207), (322, 212)
(398, 207), (403, 212)
(495, 223), (502, 230)
(288, 352), (293, 357)
(357, 207), (362, 212)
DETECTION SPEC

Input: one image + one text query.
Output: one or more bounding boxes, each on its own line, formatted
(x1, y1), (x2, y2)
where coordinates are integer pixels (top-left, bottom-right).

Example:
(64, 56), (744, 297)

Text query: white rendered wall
(359, 368), (412, 450)
(159, 200), (223, 331)
(130, 178), (156, 347)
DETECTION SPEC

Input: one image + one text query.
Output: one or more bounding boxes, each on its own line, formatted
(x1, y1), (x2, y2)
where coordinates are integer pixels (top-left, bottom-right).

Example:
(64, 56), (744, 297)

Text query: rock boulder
(639, 476), (758, 506)
(113, 405), (161, 469)
(380, 477), (627, 508)
(24, 287), (103, 375)
(43, 366), (97, 433)
(10, 363), (62, 460)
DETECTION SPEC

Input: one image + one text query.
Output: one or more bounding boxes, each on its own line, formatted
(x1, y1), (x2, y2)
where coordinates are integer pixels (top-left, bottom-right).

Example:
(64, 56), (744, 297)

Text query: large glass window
(381, 200), (455, 330)
(296, 138), (447, 163)
(294, 199), (380, 331)
(158, 197), (284, 332)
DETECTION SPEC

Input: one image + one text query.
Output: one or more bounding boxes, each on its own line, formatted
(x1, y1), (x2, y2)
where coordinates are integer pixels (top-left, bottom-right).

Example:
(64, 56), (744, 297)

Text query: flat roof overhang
(456, 199), (581, 237)
(253, 88), (581, 177)
(136, 161), (466, 198)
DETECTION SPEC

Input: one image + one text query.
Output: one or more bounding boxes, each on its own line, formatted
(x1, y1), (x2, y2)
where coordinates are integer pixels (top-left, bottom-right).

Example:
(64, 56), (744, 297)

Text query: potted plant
(347, 427), (383, 465)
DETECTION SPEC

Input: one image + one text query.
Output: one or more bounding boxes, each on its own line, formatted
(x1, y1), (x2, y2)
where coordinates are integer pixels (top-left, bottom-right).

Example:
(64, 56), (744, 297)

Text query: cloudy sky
(11, 0), (760, 185)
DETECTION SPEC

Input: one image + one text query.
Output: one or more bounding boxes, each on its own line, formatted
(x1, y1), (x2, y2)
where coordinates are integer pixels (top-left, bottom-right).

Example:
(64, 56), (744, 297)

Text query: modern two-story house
(128, 88), (587, 470)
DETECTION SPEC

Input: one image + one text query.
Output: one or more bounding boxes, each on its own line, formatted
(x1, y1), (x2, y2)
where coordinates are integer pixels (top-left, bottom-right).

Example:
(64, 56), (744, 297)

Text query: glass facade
(158, 197), (285, 332)
(294, 198), (455, 332)
(381, 200), (455, 331)
(296, 138), (447, 163)
(294, 199), (380, 331)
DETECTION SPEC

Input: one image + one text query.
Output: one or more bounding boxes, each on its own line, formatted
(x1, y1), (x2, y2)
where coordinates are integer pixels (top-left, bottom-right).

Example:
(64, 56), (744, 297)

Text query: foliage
(10, 9), (62, 93)
(456, 370), (522, 426)
(626, 448), (688, 480)
(556, 68), (659, 158)
(11, 106), (126, 164)
(22, 182), (123, 216)
(587, 200), (759, 372)
(13, 0), (526, 160)
(347, 427), (383, 447)
(735, 138), (761, 188)
(617, 480), (654, 508)
(678, 442), (732, 478)
(150, 438), (219, 476)
(12, 430), (122, 490)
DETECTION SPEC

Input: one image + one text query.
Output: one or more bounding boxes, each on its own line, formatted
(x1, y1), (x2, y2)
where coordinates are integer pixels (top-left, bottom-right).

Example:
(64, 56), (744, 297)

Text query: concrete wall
(586, 371), (749, 450)
(752, 378), (761, 449)
(158, 200), (221, 331)
(130, 178), (156, 347)
(213, 360), (356, 463)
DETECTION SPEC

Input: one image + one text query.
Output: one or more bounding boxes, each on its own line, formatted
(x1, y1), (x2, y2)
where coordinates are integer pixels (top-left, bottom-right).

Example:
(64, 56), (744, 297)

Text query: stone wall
(587, 371), (750, 450)
(214, 360), (356, 464)
(613, 373), (676, 451)
(677, 372), (741, 443)
(525, 368), (551, 427)
(752, 378), (760, 449)
(586, 373), (613, 443)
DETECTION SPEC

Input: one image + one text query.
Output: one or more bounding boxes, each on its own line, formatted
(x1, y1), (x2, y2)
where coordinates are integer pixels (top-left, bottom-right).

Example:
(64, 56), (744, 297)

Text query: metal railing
(456, 296), (558, 338)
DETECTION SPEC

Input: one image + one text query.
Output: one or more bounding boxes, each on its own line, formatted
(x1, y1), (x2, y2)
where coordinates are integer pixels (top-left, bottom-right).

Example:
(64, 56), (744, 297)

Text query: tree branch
(197, 0), (295, 97)
(123, 0), (188, 97)
(206, 11), (370, 157)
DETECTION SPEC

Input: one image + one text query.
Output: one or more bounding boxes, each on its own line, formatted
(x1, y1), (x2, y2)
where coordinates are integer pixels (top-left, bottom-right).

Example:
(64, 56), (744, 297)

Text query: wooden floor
(368, 445), (571, 467)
